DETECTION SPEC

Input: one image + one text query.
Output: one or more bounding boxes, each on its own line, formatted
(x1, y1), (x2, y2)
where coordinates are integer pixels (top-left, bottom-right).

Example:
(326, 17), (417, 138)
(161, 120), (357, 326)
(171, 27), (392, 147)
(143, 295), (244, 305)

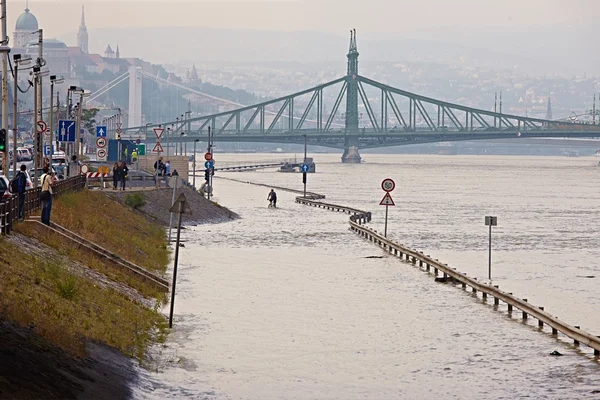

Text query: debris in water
(364, 256), (384, 259)
(549, 350), (563, 356)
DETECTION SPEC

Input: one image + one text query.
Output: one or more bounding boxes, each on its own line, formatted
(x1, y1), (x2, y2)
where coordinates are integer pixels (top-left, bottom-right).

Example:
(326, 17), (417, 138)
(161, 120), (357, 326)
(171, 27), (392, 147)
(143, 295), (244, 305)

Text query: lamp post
(11, 54), (32, 176)
(193, 139), (199, 189)
(484, 216), (498, 280)
(180, 132), (184, 156)
(49, 75), (64, 163)
(174, 118), (179, 155)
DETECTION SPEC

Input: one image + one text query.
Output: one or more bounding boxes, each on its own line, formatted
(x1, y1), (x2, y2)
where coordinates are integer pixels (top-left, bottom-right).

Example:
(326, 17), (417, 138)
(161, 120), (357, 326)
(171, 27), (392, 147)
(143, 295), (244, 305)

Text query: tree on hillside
(82, 108), (100, 133)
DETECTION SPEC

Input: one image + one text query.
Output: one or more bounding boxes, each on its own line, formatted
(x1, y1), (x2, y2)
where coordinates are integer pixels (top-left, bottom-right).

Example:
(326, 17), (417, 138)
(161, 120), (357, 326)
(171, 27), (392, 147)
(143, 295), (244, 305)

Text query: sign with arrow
(37, 120), (47, 134)
(96, 126), (107, 137)
(58, 120), (76, 142)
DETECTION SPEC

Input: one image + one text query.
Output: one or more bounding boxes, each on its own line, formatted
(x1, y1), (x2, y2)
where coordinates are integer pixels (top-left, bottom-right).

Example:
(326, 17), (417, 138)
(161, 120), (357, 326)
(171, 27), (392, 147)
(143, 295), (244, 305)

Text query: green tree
(82, 108), (100, 133)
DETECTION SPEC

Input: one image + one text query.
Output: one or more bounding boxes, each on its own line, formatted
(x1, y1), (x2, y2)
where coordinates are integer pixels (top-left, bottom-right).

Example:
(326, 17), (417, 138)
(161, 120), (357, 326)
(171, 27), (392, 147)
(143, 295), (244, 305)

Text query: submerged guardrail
(294, 194), (600, 358)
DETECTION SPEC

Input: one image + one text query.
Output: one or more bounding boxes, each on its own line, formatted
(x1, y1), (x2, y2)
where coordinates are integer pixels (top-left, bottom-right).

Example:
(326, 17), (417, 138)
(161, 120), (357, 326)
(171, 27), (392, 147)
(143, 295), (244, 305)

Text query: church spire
(77, 5), (89, 54)
(546, 95), (553, 120)
(116, 43), (120, 59)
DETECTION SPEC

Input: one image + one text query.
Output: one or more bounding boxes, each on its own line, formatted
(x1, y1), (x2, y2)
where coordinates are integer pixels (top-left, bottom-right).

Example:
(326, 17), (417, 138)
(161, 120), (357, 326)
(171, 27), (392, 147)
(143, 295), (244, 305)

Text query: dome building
(13, 1), (39, 48)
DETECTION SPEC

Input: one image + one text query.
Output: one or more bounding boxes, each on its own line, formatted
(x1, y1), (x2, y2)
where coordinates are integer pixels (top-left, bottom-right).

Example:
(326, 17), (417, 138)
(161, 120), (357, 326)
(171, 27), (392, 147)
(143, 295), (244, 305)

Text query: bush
(56, 276), (78, 300)
(124, 193), (146, 210)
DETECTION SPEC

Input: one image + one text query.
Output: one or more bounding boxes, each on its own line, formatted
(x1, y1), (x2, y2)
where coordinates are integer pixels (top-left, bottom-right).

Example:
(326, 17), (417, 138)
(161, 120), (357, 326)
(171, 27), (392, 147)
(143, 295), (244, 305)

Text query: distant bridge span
(120, 31), (600, 161)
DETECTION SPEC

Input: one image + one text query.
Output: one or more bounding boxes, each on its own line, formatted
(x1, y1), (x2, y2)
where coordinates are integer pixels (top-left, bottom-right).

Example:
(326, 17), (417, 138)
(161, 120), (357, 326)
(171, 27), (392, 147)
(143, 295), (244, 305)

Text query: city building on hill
(13, 1), (38, 48)
(25, 38), (71, 75)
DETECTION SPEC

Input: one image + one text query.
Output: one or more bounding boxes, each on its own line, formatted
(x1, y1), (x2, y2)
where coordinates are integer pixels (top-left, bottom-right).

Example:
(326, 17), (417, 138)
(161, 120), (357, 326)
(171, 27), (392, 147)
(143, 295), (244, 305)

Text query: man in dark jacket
(14, 164), (27, 220)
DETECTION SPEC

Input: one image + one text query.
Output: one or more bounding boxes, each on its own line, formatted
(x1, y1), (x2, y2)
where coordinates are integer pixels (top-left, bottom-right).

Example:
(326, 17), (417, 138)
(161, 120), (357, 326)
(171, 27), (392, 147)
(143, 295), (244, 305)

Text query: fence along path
(0, 175), (87, 235)
(293, 194), (600, 357)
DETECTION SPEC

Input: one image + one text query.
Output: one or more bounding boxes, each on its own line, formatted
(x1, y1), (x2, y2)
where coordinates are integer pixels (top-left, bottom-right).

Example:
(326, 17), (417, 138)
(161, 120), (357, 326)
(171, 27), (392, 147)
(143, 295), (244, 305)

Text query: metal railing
(0, 175), (87, 235)
(295, 195), (600, 357)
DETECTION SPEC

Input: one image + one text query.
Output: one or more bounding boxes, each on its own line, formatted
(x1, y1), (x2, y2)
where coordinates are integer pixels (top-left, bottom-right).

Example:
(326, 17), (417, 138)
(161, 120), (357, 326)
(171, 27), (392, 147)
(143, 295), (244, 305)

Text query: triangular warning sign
(154, 128), (164, 139)
(169, 193), (193, 215)
(379, 192), (395, 206)
(152, 142), (164, 153)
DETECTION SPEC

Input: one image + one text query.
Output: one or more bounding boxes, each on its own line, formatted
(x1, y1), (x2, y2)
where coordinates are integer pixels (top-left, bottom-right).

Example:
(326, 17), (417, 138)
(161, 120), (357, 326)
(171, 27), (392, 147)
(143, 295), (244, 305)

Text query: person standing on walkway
(112, 162), (119, 190)
(14, 164), (28, 220)
(40, 166), (54, 226)
(120, 161), (129, 191)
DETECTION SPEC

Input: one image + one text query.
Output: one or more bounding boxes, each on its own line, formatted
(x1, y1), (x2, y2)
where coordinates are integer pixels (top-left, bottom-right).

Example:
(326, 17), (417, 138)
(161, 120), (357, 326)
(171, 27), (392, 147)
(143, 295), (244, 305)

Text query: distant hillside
(59, 25), (599, 76)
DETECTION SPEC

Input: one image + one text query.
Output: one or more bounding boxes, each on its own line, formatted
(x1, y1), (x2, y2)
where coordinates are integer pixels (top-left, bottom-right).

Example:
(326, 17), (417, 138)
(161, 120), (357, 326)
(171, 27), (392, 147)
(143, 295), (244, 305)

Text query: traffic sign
(43, 144), (51, 156)
(380, 193), (395, 206)
(37, 120), (47, 134)
(204, 152), (213, 161)
(80, 164), (89, 174)
(152, 142), (164, 153)
(58, 120), (76, 142)
(96, 148), (107, 161)
(381, 178), (395, 192)
(96, 137), (107, 148)
(301, 164), (309, 172)
(116, 123), (122, 129)
(96, 126), (107, 137)
(153, 127), (164, 139)
(204, 160), (214, 169)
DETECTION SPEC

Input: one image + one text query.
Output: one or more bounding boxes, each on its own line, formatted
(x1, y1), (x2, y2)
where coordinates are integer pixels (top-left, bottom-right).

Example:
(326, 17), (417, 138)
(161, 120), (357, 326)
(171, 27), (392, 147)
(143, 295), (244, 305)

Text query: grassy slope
(0, 237), (168, 359)
(51, 190), (169, 274)
(0, 189), (172, 360)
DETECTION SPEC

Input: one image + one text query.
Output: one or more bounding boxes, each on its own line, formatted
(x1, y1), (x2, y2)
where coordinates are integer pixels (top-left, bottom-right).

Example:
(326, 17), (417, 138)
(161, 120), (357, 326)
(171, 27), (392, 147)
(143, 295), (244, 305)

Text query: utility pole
(37, 29), (43, 160)
(32, 66), (38, 177)
(1, 0), (8, 175)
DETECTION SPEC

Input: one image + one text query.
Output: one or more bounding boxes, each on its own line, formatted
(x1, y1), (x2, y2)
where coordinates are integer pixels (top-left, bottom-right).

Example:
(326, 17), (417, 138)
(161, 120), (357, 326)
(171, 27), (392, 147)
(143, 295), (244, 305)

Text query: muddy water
(135, 154), (600, 400)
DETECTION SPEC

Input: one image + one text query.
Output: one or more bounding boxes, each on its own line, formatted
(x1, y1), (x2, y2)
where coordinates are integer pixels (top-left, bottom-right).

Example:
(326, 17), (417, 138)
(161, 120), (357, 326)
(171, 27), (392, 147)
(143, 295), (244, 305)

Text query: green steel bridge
(122, 30), (600, 162)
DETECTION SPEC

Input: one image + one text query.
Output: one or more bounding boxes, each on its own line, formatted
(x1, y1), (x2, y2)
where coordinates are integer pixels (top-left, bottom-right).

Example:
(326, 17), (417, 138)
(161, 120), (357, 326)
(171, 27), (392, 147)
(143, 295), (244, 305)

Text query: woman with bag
(112, 162), (119, 190)
(39, 166), (54, 226)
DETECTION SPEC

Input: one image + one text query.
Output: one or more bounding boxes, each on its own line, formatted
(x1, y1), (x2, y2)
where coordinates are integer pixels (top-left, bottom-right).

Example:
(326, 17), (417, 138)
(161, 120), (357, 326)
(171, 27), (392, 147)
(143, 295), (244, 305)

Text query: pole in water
(168, 193), (192, 328)
(168, 176), (179, 243)
(169, 204), (184, 328)
(488, 222), (492, 280)
(384, 205), (388, 237)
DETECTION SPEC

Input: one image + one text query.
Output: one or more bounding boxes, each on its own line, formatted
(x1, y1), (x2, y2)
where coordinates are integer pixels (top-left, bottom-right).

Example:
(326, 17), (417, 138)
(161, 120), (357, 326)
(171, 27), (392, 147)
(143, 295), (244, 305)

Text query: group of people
(154, 158), (172, 177)
(111, 161), (129, 191)
(12, 164), (55, 225)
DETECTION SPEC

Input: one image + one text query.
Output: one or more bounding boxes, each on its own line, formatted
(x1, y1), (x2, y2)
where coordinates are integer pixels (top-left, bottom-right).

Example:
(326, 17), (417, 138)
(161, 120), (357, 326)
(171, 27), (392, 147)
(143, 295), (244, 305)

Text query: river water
(135, 154), (600, 400)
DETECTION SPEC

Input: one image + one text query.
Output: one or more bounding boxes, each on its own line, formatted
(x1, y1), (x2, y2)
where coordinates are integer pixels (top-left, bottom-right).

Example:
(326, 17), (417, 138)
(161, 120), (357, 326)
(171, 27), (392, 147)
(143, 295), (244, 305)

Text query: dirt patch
(107, 186), (239, 227)
(0, 320), (137, 400)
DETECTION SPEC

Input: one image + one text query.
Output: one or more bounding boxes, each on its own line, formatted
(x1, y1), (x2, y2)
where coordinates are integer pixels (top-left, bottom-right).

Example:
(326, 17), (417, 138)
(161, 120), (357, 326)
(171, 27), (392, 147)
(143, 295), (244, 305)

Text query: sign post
(153, 127), (164, 188)
(485, 216), (498, 280)
(301, 163), (309, 197)
(380, 178), (396, 237)
(168, 193), (192, 328)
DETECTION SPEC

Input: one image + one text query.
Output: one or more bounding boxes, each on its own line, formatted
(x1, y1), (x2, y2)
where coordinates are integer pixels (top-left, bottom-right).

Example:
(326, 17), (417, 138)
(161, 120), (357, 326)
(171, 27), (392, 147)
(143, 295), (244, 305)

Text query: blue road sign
(204, 160), (215, 169)
(301, 164), (310, 172)
(43, 144), (51, 156)
(58, 120), (76, 142)
(96, 126), (107, 137)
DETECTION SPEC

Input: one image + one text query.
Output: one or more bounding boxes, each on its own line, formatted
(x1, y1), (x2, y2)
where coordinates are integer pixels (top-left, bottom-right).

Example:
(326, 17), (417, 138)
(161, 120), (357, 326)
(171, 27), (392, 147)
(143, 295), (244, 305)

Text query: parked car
(17, 147), (32, 161)
(0, 175), (11, 200)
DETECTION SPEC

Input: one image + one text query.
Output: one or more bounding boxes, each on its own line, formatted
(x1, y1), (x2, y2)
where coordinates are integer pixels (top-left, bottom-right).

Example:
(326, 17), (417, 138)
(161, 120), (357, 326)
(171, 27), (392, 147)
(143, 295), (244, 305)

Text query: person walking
(13, 164), (28, 220)
(112, 162), (119, 190)
(39, 166), (54, 226)
(120, 161), (129, 191)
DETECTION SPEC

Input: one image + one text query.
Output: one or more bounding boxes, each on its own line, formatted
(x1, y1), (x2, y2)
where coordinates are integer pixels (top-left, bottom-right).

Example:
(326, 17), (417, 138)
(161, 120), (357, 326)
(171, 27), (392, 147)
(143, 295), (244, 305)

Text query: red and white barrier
(86, 172), (110, 178)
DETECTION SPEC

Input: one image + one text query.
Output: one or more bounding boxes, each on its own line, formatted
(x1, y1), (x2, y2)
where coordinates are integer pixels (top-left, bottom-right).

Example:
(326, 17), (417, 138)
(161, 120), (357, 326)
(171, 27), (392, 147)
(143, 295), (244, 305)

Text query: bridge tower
(128, 66), (143, 128)
(341, 29), (362, 163)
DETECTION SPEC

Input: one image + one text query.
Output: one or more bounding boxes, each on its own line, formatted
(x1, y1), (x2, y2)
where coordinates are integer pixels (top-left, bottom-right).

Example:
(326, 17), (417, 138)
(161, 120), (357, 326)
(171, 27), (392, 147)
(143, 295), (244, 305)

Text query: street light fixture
(49, 75), (64, 163)
(11, 54), (32, 176)
(193, 139), (199, 189)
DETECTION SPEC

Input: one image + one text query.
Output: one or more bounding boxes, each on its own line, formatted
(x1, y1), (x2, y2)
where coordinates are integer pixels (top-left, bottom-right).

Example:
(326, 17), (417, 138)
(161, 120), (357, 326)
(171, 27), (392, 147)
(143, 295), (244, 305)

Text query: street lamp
(49, 75), (64, 163)
(0, 45), (11, 176)
(180, 132), (185, 156)
(193, 139), (199, 189)
(31, 66), (49, 178)
(69, 86), (85, 157)
(11, 54), (32, 176)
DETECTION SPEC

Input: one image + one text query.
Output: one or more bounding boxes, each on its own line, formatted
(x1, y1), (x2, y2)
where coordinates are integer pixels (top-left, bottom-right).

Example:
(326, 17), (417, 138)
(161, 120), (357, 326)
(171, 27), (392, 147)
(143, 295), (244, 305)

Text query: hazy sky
(6, 0), (600, 41)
